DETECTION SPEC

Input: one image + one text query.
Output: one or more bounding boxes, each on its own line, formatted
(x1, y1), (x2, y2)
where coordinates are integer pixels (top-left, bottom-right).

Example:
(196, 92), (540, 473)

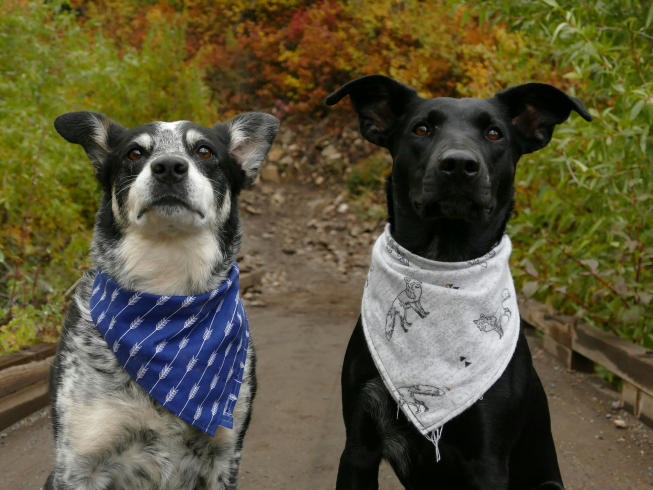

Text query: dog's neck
(91, 197), (241, 297)
(386, 176), (513, 262)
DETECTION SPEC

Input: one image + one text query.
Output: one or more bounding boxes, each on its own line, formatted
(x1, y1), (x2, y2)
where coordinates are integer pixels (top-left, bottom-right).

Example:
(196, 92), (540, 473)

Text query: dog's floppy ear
(495, 83), (592, 154)
(218, 112), (280, 185)
(326, 75), (418, 148)
(54, 111), (126, 170)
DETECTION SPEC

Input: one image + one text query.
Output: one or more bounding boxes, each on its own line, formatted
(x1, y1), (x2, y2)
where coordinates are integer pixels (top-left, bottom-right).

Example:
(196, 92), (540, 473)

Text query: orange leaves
(209, 1), (559, 114)
(226, 1), (352, 115)
(68, 0), (560, 116)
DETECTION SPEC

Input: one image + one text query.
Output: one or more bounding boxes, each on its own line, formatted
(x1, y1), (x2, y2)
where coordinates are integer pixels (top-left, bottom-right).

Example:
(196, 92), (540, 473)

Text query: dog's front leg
(336, 436), (383, 490)
(338, 321), (386, 489)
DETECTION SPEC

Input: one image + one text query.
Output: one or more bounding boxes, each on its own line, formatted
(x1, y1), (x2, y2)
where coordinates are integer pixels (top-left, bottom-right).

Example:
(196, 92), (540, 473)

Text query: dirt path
(1, 181), (652, 489)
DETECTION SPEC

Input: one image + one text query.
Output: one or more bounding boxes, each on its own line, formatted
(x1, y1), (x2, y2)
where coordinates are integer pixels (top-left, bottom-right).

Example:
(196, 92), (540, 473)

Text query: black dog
(326, 75), (591, 489)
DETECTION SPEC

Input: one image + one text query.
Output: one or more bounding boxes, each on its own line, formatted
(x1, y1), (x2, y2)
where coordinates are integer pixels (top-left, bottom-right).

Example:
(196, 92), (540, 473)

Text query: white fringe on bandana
(362, 225), (520, 460)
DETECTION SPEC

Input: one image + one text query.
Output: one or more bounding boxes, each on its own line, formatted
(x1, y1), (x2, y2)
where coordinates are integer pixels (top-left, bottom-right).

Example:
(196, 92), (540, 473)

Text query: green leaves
(541, 0), (560, 8)
(522, 281), (540, 298)
(0, 2), (217, 354)
(646, 1), (653, 29)
(630, 99), (645, 121)
(456, 0), (653, 344)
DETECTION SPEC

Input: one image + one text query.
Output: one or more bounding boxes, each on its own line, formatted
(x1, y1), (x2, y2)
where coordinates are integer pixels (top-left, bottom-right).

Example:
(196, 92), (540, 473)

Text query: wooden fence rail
(519, 296), (653, 428)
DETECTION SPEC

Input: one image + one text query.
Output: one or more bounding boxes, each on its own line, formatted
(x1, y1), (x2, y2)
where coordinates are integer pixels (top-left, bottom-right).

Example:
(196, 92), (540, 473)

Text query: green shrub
(345, 153), (391, 195)
(449, 0), (653, 346)
(0, 0), (217, 353)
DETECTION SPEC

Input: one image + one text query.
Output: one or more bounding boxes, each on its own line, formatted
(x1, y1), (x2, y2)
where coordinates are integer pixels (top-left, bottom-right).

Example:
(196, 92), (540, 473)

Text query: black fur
(327, 75), (591, 489)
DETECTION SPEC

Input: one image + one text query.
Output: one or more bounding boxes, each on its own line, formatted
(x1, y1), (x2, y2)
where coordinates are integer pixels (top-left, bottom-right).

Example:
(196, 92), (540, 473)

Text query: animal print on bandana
(473, 289), (512, 338)
(385, 278), (430, 339)
(361, 225), (520, 440)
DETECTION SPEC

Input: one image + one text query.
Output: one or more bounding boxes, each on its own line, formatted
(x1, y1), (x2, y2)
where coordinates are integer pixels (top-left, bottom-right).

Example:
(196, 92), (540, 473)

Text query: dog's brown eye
(197, 146), (212, 158)
(487, 128), (502, 141)
(128, 149), (143, 161)
(414, 125), (429, 136)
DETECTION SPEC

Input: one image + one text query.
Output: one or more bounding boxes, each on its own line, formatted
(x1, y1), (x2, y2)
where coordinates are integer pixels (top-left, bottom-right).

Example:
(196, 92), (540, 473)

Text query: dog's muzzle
(138, 156), (206, 220)
(418, 149), (493, 220)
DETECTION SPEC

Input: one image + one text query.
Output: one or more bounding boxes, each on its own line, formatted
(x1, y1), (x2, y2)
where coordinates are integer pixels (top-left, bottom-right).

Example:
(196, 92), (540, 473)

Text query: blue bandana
(89, 263), (249, 436)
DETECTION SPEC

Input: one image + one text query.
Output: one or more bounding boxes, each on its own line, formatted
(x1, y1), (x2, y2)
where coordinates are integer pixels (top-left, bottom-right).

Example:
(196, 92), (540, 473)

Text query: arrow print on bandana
(460, 356), (471, 368)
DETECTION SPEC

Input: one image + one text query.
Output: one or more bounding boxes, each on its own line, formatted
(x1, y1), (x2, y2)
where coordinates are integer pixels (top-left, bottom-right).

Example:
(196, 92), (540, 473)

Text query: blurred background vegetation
(0, 0), (650, 354)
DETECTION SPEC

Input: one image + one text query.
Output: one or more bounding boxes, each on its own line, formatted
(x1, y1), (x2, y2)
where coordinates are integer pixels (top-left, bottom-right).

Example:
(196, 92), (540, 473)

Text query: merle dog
(326, 75), (591, 490)
(46, 111), (278, 489)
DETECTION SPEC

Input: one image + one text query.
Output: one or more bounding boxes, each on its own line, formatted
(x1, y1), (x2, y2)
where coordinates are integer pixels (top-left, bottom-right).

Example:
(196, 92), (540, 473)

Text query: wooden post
(519, 295), (653, 429)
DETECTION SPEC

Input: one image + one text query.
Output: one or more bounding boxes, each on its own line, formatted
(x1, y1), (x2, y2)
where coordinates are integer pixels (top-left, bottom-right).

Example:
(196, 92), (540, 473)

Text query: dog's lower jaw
(416, 199), (492, 223)
(389, 178), (513, 263)
(131, 205), (215, 236)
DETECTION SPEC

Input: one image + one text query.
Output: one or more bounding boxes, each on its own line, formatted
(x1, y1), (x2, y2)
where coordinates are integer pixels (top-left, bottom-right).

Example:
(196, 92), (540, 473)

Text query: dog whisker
(113, 177), (139, 198)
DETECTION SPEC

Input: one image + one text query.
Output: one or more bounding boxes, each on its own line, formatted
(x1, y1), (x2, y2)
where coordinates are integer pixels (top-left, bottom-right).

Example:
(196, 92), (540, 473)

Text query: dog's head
(55, 112), (278, 232)
(326, 75), (591, 224)
(55, 111), (279, 294)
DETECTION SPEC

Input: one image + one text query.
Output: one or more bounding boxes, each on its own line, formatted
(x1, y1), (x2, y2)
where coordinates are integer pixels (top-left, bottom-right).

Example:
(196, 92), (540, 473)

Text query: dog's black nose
(151, 157), (189, 185)
(438, 149), (480, 181)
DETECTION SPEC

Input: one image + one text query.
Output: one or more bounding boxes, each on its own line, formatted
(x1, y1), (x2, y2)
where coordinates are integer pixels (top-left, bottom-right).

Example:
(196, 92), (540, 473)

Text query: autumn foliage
(0, 0), (562, 353)
(74, 0), (560, 117)
(3, 0), (650, 355)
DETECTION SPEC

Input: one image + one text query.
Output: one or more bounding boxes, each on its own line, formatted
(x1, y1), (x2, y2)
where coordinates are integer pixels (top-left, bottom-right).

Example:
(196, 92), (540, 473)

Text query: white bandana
(362, 225), (519, 452)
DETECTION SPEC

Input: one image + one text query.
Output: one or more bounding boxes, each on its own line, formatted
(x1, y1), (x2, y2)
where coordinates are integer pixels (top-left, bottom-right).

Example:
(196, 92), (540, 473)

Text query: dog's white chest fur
(118, 225), (222, 296)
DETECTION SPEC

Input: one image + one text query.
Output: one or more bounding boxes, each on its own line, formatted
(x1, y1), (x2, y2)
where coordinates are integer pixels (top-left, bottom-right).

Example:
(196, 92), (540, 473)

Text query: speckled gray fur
(46, 112), (279, 490)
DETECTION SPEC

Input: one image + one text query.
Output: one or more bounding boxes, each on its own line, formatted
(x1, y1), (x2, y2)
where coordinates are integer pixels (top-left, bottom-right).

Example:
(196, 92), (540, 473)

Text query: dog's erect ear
(54, 111), (126, 170)
(326, 75), (418, 148)
(495, 83), (592, 154)
(219, 112), (280, 185)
